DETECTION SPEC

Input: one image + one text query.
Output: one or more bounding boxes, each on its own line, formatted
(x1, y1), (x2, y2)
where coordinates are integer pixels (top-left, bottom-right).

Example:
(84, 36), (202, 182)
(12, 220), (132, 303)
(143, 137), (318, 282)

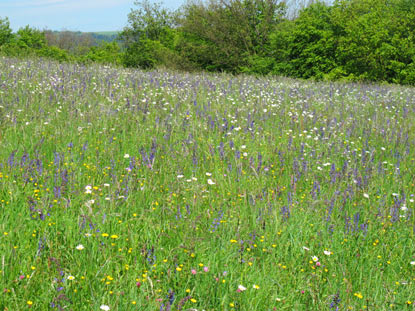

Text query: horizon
(0, 0), (185, 32)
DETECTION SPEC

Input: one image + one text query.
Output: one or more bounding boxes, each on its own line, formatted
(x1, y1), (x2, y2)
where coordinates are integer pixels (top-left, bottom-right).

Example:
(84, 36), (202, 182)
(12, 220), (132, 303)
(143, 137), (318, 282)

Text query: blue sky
(0, 0), (185, 32)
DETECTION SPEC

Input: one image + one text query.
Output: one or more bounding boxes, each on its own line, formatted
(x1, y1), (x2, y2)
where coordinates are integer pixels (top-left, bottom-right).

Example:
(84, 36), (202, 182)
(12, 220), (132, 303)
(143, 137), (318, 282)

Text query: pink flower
(191, 269), (197, 275)
(316, 262), (321, 267)
(136, 282), (141, 288)
(203, 266), (209, 272)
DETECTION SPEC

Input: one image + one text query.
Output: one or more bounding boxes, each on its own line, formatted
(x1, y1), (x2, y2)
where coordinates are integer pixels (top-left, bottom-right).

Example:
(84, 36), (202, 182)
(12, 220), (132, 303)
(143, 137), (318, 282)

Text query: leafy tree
(0, 17), (13, 46)
(15, 26), (46, 49)
(178, 0), (286, 72)
(119, 0), (177, 68)
(286, 1), (338, 79)
(82, 42), (122, 65)
(332, 0), (415, 83)
(37, 45), (71, 62)
(268, 19), (295, 75)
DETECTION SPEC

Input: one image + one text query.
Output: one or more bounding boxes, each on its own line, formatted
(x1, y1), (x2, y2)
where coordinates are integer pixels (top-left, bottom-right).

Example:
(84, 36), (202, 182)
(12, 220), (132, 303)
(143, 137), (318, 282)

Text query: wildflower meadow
(1, 57), (415, 310)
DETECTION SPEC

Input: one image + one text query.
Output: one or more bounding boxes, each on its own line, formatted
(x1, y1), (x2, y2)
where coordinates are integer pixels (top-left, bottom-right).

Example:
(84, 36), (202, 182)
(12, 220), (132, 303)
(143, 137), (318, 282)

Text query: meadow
(1, 57), (415, 310)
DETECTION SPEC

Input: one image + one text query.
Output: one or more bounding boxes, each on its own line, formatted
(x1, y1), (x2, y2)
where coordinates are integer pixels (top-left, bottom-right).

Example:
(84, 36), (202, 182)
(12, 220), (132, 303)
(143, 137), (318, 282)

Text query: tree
(287, 1), (338, 79)
(15, 26), (46, 49)
(178, 0), (287, 72)
(119, 0), (177, 68)
(0, 17), (13, 46)
(332, 0), (415, 83)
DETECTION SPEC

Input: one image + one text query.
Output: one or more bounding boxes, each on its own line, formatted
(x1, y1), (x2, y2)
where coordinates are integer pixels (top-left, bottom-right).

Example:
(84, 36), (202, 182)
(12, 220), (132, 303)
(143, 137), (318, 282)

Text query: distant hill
(43, 30), (120, 54)
(45, 30), (120, 44)
(89, 31), (120, 43)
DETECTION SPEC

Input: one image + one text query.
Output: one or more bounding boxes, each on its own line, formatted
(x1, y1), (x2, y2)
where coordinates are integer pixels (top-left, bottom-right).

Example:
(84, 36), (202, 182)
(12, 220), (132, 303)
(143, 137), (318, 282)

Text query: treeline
(0, 20), (122, 65)
(1, 0), (415, 84)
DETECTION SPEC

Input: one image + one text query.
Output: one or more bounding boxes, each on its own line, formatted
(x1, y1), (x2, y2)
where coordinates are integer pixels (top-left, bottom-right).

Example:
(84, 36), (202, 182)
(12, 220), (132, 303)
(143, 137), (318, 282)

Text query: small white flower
(243, 152), (248, 157)
(85, 233), (92, 237)
(206, 172), (212, 176)
(124, 154), (130, 159)
(177, 175), (184, 179)
(241, 145), (246, 149)
(104, 183), (110, 187)
(324, 250), (331, 256)
(401, 205), (408, 211)
(85, 185), (92, 194)
(76, 244), (85, 251)
(207, 179), (215, 185)
(85, 200), (95, 208)
(302, 246), (310, 251)
(67, 275), (75, 280)
(238, 285), (247, 291)
(312, 256), (318, 262)
(392, 193), (399, 197)
(192, 177), (198, 181)
(411, 261), (415, 266)
(100, 305), (110, 311)
(363, 193), (369, 199)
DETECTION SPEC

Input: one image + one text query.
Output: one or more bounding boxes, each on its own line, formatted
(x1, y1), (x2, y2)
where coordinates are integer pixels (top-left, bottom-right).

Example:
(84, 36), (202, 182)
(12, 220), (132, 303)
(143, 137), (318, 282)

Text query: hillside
(1, 57), (415, 310)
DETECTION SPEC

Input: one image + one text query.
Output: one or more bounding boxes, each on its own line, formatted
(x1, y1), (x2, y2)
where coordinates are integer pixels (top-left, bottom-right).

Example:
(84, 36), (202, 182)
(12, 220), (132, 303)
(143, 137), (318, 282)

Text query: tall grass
(1, 57), (415, 310)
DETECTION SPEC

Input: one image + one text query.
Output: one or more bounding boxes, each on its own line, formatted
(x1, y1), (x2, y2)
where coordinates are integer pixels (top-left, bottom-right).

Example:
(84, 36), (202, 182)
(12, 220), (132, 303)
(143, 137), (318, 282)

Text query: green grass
(1, 57), (415, 310)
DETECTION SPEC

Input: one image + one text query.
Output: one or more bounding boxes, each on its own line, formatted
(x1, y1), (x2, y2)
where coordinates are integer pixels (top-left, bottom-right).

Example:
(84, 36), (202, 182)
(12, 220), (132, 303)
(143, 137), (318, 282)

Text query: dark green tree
(286, 1), (338, 79)
(178, 0), (286, 72)
(332, 0), (415, 83)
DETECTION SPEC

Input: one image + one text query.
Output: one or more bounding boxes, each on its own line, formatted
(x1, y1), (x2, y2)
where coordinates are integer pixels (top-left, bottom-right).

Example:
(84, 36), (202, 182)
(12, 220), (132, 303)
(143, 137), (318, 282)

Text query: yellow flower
(190, 298), (197, 303)
(111, 235), (118, 239)
(354, 292), (363, 299)
(102, 233), (109, 237)
(27, 301), (33, 306)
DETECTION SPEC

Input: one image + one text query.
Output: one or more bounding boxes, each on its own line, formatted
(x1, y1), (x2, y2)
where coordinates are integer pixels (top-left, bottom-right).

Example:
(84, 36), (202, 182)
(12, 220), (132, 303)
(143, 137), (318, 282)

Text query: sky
(0, 0), (185, 32)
